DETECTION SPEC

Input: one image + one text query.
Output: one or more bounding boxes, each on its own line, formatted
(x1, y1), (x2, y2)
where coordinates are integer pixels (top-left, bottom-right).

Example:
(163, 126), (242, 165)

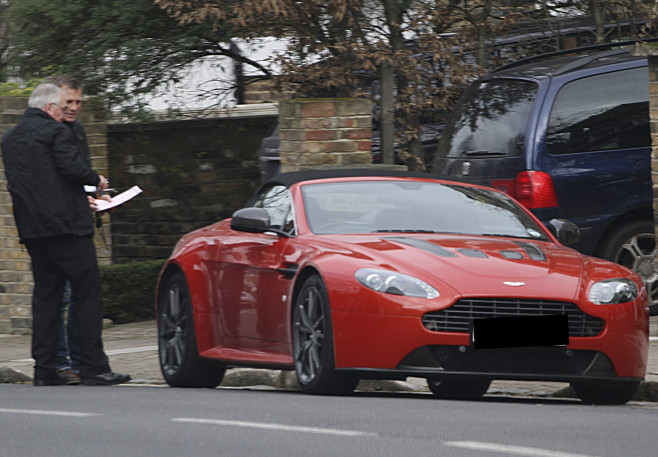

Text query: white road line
(0, 408), (100, 418)
(10, 345), (158, 362)
(172, 418), (377, 437)
(444, 441), (601, 457)
(105, 345), (158, 356)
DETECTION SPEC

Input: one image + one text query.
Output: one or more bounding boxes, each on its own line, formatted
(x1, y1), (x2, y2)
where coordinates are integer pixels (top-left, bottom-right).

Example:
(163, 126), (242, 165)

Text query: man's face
(61, 85), (83, 122)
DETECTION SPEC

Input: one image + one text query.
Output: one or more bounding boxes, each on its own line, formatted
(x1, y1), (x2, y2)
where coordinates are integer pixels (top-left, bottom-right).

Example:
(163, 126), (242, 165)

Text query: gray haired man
(1, 83), (130, 386)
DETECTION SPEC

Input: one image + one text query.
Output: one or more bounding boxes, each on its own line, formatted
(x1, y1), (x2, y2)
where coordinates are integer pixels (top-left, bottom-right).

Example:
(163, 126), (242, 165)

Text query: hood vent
(384, 237), (457, 258)
(516, 242), (547, 261)
(457, 249), (488, 258)
(384, 237), (548, 262)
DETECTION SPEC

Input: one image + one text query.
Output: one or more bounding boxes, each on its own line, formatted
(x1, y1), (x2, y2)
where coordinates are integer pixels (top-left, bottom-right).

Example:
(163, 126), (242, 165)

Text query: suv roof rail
(492, 37), (658, 74)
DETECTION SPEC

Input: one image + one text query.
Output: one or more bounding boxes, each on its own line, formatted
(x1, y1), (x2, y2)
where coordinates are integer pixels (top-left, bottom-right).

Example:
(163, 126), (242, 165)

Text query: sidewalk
(1, 319), (658, 401)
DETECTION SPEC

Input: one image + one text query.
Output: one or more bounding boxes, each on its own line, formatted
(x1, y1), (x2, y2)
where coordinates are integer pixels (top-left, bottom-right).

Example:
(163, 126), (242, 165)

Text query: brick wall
(633, 44), (658, 238)
(650, 56), (658, 230)
(0, 96), (110, 334)
(107, 115), (277, 262)
(0, 96), (372, 333)
(243, 78), (296, 104)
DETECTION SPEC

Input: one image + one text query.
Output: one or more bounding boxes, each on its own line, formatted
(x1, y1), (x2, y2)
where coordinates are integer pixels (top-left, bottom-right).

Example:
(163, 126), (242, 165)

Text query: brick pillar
(632, 45), (658, 244)
(0, 96), (33, 334)
(278, 98), (372, 172)
(0, 96), (110, 334)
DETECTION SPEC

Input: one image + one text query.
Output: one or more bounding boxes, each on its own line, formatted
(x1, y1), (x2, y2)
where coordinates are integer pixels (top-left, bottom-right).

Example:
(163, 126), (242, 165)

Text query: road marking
(443, 441), (601, 457)
(105, 345), (158, 356)
(11, 345), (158, 362)
(172, 418), (377, 437)
(0, 408), (100, 418)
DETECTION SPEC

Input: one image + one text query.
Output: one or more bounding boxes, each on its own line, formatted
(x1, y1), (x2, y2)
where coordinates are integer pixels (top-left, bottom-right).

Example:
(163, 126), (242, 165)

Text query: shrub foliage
(100, 259), (166, 324)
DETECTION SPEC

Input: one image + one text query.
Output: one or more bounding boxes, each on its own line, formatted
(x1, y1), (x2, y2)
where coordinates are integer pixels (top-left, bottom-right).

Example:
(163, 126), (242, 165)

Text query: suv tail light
(514, 171), (558, 209)
(491, 172), (558, 209)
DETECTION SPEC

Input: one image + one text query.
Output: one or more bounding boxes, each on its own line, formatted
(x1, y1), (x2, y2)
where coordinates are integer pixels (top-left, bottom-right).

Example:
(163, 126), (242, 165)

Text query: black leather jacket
(1, 108), (101, 242)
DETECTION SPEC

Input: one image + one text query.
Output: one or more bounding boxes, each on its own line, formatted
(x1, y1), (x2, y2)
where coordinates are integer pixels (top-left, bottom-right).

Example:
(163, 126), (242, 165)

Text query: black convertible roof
(265, 168), (442, 188)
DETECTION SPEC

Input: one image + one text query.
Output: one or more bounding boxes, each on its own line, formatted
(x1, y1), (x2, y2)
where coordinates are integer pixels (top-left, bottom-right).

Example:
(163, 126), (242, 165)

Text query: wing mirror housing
(547, 218), (580, 245)
(230, 208), (271, 233)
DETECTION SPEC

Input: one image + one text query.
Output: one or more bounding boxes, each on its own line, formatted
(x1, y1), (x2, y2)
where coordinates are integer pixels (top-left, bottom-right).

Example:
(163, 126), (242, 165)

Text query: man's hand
(98, 175), (109, 191)
(88, 194), (112, 211)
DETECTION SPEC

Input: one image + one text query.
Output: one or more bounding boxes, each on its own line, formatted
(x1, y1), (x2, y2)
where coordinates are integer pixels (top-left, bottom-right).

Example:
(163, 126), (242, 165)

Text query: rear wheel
(427, 377), (491, 400)
(571, 380), (639, 405)
(598, 221), (658, 314)
(292, 274), (359, 395)
(158, 272), (225, 388)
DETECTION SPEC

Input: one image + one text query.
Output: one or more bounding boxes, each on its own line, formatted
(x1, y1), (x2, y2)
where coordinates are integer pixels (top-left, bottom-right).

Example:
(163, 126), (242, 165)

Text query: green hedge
(99, 259), (167, 324)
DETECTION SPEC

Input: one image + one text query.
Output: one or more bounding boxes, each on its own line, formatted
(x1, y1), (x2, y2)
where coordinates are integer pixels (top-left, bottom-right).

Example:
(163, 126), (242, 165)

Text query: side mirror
(547, 219), (580, 245)
(230, 208), (271, 233)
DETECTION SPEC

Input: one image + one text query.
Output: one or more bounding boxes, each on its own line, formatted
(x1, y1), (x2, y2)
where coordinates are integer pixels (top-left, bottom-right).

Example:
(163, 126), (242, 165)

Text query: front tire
(571, 380), (639, 405)
(292, 274), (359, 395)
(158, 271), (225, 388)
(427, 377), (491, 400)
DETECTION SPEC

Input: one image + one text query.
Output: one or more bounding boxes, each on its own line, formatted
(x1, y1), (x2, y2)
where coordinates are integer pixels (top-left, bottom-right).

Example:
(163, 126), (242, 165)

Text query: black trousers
(25, 235), (111, 379)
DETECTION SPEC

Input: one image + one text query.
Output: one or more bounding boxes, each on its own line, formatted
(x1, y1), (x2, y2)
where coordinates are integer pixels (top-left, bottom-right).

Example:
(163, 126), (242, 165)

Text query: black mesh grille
(422, 298), (604, 337)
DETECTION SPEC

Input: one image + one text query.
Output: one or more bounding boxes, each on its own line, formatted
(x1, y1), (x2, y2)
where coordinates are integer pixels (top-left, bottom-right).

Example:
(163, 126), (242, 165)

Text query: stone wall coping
(109, 103), (279, 124)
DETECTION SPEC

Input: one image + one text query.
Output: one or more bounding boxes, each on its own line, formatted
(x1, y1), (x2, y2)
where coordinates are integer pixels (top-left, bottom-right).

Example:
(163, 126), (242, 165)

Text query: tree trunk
(589, 0), (606, 43)
(380, 62), (395, 165)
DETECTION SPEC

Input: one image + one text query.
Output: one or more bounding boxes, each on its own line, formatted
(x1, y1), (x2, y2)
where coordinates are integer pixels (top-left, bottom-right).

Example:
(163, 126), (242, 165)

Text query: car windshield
(436, 79), (538, 158)
(302, 179), (548, 239)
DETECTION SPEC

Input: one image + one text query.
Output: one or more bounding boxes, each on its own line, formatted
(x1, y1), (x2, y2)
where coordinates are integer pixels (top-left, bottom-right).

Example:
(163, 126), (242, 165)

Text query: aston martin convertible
(156, 169), (649, 404)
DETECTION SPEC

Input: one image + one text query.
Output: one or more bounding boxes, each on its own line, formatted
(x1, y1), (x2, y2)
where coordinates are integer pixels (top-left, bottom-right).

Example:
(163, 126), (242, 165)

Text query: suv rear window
(546, 67), (650, 154)
(437, 79), (538, 159)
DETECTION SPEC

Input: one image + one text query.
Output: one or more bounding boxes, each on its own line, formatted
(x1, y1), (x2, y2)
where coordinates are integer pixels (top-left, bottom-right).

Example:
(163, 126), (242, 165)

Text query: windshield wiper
(481, 233), (545, 240)
(372, 229), (438, 233)
(463, 150), (507, 157)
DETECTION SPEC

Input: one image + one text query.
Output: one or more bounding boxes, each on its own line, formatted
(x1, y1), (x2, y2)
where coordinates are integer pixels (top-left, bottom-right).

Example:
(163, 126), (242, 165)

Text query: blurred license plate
(471, 314), (569, 350)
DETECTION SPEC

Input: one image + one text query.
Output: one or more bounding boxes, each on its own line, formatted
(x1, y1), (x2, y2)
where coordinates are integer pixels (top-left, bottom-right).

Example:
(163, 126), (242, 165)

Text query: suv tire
(597, 220), (658, 314)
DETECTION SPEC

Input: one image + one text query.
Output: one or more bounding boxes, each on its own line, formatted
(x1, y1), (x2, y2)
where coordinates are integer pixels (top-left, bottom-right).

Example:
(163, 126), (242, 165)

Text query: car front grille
(422, 298), (604, 337)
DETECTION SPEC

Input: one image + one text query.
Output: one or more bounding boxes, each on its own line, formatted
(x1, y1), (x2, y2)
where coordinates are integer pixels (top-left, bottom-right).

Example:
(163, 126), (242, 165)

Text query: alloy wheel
(159, 282), (187, 376)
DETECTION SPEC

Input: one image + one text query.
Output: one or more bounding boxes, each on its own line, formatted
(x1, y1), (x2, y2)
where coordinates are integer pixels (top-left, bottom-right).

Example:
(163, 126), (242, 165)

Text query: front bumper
(332, 308), (648, 381)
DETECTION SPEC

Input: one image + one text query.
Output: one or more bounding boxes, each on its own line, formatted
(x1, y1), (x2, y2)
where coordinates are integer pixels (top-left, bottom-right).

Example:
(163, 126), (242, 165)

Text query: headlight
(588, 278), (638, 305)
(355, 269), (439, 299)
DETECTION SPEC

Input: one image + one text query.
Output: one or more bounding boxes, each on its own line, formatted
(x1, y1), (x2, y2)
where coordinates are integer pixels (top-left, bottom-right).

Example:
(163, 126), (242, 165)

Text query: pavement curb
(3, 364), (657, 402)
(0, 366), (32, 384)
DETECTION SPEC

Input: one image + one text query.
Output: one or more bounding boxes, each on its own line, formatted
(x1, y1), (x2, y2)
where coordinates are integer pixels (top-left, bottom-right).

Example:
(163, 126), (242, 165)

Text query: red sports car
(156, 169), (649, 404)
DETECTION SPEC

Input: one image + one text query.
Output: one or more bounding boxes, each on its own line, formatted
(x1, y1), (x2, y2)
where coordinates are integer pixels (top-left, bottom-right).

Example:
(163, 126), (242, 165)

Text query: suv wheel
(598, 221), (658, 314)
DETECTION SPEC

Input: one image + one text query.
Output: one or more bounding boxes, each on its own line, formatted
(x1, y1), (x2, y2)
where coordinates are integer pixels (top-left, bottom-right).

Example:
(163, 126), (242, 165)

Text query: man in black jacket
(1, 83), (130, 386)
(49, 75), (95, 386)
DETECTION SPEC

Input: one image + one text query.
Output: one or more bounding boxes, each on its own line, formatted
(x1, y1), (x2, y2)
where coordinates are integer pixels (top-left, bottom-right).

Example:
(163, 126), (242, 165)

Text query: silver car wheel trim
(159, 285), (187, 376)
(295, 287), (325, 384)
(617, 233), (658, 306)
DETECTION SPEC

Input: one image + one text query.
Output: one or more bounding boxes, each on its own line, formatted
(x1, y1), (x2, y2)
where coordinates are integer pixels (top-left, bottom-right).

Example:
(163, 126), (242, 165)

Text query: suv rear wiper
(373, 229), (438, 233)
(463, 150), (507, 157)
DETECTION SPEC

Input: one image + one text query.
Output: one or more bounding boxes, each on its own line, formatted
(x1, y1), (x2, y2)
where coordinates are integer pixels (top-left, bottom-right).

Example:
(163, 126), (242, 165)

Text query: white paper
(94, 185), (142, 212)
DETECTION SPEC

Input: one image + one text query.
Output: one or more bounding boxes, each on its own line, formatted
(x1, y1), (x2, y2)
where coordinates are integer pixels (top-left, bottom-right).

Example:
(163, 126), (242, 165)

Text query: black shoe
(81, 372), (131, 386)
(33, 373), (68, 386)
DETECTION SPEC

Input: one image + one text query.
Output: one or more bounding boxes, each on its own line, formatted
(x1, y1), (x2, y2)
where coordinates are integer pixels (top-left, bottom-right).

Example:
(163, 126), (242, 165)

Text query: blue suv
(432, 41), (658, 312)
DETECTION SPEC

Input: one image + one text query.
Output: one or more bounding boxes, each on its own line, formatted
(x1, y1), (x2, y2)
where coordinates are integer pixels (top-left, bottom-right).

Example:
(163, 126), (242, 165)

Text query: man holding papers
(1, 83), (130, 387)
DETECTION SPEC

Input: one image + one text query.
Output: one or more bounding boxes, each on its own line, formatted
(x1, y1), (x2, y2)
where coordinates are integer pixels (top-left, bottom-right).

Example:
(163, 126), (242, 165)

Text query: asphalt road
(1, 383), (657, 457)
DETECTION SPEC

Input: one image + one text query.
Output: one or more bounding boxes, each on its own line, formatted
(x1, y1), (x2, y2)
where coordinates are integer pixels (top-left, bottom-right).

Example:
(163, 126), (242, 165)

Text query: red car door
(214, 230), (292, 349)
